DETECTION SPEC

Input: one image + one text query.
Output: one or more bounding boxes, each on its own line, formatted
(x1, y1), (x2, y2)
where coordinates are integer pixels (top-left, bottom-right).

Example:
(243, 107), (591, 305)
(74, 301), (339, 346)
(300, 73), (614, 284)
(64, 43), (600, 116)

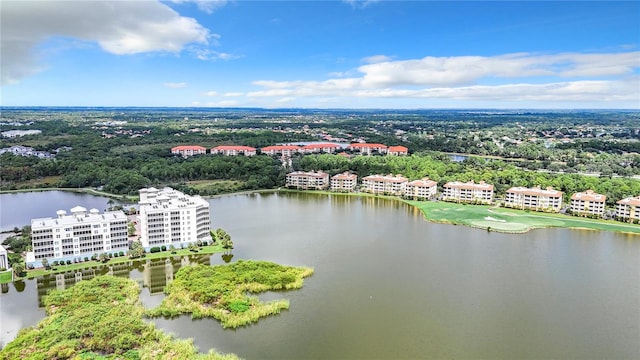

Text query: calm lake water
(1, 191), (639, 359)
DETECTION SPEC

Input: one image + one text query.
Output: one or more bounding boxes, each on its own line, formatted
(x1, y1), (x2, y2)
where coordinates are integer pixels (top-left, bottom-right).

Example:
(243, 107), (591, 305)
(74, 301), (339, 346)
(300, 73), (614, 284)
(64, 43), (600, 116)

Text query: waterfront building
(504, 186), (563, 212)
(405, 177), (438, 200)
(331, 172), (358, 192)
(615, 196), (640, 221)
(261, 145), (302, 156)
(570, 190), (607, 217)
(0, 245), (8, 270)
(346, 143), (388, 155)
(301, 143), (341, 154)
(442, 180), (494, 204)
(138, 187), (211, 248)
(285, 171), (330, 190)
(210, 145), (257, 156)
(387, 145), (409, 156)
(30, 207), (129, 264)
(171, 145), (207, 157)
(361, 174), (408, 195)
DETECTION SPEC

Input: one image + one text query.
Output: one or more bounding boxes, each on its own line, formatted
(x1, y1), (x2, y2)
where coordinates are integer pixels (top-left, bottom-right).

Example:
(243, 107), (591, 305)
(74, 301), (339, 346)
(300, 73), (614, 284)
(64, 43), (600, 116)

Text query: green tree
(13, 263), (25, 277)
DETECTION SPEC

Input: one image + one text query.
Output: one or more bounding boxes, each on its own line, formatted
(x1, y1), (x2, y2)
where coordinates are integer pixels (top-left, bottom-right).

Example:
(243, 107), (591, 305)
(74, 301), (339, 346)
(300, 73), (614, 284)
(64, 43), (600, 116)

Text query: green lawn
(405, 200), (640, 235)
(0, 270), (12, 283)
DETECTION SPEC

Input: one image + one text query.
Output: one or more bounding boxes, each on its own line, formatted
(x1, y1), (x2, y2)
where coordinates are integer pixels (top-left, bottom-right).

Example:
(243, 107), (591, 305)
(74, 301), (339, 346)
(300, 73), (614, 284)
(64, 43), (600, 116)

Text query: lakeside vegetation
(145, 260), (314, 328)
(0, 275), (239, 360)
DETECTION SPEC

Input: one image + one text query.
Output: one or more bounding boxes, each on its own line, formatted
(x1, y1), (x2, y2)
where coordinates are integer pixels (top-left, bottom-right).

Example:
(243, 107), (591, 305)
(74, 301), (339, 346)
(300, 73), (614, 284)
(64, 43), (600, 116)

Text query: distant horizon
(2, 1), (638, 109)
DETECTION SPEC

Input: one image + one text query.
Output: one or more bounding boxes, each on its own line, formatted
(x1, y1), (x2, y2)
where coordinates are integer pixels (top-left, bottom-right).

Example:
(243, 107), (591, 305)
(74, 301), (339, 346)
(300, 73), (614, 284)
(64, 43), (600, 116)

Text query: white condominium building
(138, 187), (211, 248)
(210, 145), (257, 156)
(286, 171), (330, 190)
(504, 186), (563, 212)
(31, 207), (128, 264)
(331, 172), (358, 192)
(362, 174), (408, 195)
(0, 245), (8, 270)
(405, 177), (438, 199)
(442, 180), (494, 204)
(570, 190), (606, 216)
(171, 145), (207, 157)
(615, 196), (640, 221)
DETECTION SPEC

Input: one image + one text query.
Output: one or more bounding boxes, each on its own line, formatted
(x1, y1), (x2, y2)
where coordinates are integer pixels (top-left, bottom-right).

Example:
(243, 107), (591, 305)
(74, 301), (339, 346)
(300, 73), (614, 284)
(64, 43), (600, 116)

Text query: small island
(145, 260), (314, 328)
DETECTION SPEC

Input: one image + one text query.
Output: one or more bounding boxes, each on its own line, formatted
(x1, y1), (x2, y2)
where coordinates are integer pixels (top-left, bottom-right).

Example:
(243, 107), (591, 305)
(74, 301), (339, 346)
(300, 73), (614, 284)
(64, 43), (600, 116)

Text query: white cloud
(245, 51), (640, 106)
(1, 0), (210, 85)
(164, 82), (188, 88)
(223, 92), (244, 97)
(190, 48), (241, 61)
(204, 91), (218, 96)
(169, 0), (228, 14)
(362, 55), (393, 64)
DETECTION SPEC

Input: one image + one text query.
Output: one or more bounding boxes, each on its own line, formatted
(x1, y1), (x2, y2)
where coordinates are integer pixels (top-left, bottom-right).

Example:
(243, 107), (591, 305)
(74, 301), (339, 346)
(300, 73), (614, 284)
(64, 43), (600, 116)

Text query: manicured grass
(0, 275), (239, 360)
(406, 200), (640, 234)
(145, 260), (314, 328)
(0, 271), (12, 283)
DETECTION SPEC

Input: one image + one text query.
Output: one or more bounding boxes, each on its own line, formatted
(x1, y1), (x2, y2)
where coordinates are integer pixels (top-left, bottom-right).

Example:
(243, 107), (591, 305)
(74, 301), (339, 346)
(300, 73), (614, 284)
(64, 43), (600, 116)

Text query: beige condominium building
(331, 172), (358, 192)
(138, 187), (211, 249)
(286, 171), (330, 190)
(405, 177), (438, 199)
(170, 145), (207, 157)
(31, 207), (129, 265)
(570, 190), (607, 217)
(361, 174), (408, 195)
(615, 196), (640, 221)
(210, 145), (257, 156)
(442, 180), (494, 204)
(346, 143), (388, 155)
(504, 186), (564, 212)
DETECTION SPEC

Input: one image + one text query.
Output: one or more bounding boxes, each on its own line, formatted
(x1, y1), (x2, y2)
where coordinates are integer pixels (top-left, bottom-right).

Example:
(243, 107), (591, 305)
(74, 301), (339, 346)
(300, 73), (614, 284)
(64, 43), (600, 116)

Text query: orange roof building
(331, 172), (358, 192)
(301, 143), (342, 153)
(405, 177), (437, 199)
(285, 171), (329, 190)
(211, 145), (257, 156)
(261, 145), (302, 156)
(442, 180), (494, 204)
(387, 145), (409, 156)
(504, 186), (563, 212)
(570, 190), (606, 216)
(615, 196), (640, 221)
(171, 145), (207, 157)
(346, 143), (388, 155)
(362, 174), (408, 195)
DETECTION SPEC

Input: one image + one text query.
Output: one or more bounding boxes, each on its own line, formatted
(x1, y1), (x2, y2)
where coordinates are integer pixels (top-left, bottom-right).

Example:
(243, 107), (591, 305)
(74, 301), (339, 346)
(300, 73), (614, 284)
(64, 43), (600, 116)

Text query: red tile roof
(444, 180), (494, 191)
(261, 145), (301, 151)
(407, 178), (437, 187)
(570, 190), (606, 202)
(506, 186), (562, 197)
(212, 145), (256, 151)
(172, 145), (207, 151)
(332, 172), (357, 180)
(302, 143), (341, 150)
(388, 145), (408, 153)
(617, 196), (640, 206)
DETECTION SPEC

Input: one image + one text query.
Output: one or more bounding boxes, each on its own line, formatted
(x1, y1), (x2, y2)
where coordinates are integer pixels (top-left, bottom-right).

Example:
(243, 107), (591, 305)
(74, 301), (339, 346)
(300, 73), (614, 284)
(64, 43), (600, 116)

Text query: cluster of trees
(210, 228), (233, 249)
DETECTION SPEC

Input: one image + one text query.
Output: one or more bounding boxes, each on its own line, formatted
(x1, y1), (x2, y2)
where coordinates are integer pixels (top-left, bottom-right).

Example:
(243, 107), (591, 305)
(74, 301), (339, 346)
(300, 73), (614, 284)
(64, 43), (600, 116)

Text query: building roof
(506, 186), (563, 197)
(407, 178), (437, 187)
(362, 174), (408, 183)
(302, 143), (341, 150)
(332, 172), (357, 180)
(212, 145), (256, 151)
(388, 145), (408, 152)
(617, 196), (640, 206)
(347, 143), (388, 149)
(444, 180), (494, 191)
(32, 209), (127, 229)
(261, 145), (302, 151)
(171, 145), (206, 151)
(571, 190), (606, 202)
(287, 171), (329, 178)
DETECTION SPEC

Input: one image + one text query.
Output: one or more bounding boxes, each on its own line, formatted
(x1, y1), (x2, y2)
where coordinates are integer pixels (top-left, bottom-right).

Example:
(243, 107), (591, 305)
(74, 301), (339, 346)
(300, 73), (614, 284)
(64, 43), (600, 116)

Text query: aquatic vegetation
(145, 260), (314, 328)
(0, 276), (238, 360)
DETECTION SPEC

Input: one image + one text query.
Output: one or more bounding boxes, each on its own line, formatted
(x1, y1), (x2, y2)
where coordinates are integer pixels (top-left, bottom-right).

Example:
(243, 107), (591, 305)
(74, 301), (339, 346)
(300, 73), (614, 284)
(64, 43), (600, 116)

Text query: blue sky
(1, 0), (639, 109)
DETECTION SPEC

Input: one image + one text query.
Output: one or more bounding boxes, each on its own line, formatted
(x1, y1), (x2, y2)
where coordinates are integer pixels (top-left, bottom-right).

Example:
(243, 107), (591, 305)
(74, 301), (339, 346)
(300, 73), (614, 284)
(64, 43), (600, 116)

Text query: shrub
(161, 245), (167, 252)
(66, 260), (72, 265)
(119, 251), (125, 257)
(150, 247), (161, 253)
(84, 257), (89, 262)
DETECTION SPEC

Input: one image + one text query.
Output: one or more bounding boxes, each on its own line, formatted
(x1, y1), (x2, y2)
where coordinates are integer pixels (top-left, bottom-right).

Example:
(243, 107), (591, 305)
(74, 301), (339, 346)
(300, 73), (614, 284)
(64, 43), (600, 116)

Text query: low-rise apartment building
(138, 187), (211, 249)
(362, 174), (408, 195)
(405, 177), (437, 199)
(387, 145), (409, 156)
(331, 172), (358, 192)
(286, 171), (330, 190)
(210, 145), (257, 156)
(0, 245), (8, 270)
(504, 186), (563, 212)
(615, 196), (640, 221)
(570, 190), (606, 217)
(30, 207), (129, 265)
(347, 143), (388, 155)
(171, 145), (207, 157)
(442, 180), (494, 204)
(301, 143), (342, 154)
(261, 145), (302, 156)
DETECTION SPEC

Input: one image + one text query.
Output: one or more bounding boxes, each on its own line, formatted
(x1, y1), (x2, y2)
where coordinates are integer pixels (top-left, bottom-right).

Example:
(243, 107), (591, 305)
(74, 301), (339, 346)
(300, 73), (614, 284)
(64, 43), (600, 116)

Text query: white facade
(331, 172), (358, 192)
(0, 245), (8, 270)
(504, 186), (563, 212)
(570, 190), (606, 216)
(31, 207), (129, 264)
(138, 187), (211, 248)
(361, 174), (408, 195)
(442, 181), (494, 204)
(615, 196), (640, 221)
(286, 171), (330, 190)
(405, 178), (438, 199)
